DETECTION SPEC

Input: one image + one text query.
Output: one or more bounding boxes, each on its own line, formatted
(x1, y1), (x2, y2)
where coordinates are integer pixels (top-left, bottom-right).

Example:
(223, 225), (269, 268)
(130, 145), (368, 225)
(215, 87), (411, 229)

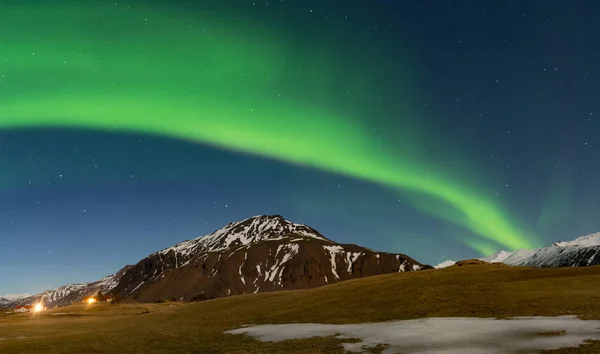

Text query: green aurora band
(0, 2), (541, 253)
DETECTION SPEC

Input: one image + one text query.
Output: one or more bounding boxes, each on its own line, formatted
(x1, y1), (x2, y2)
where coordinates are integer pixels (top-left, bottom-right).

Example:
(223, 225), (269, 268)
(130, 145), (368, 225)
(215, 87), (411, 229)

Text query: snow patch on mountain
(323, 245), (343, 280)
(434, 260), (456, 269)
(264, 243), (299, 286)
(480, 251), (513, 263)
(346, 252), (362, 273)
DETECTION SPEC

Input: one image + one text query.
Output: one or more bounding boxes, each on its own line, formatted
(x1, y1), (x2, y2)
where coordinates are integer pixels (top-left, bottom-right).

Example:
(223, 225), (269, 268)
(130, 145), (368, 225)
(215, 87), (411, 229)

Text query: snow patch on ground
(226, 316), (600, 354)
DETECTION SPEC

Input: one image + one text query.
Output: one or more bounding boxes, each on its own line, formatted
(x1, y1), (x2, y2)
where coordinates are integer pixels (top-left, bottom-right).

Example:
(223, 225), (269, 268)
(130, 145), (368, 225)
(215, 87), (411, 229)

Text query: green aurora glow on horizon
(0, 2), (542, 254)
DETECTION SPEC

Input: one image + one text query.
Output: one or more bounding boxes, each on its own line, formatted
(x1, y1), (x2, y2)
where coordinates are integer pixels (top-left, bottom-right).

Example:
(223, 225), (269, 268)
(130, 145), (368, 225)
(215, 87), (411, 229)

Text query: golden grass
(1, 264), (599, 353)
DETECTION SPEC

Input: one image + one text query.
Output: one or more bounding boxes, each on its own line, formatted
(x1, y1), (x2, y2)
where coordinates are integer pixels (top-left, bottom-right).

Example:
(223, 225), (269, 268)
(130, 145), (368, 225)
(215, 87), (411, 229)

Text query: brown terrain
(1, 263), (600, 353)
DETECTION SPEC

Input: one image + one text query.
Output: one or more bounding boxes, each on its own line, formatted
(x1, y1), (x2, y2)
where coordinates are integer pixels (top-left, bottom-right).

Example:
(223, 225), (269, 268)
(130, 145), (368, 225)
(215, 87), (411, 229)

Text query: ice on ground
(225, 316), (600, 354)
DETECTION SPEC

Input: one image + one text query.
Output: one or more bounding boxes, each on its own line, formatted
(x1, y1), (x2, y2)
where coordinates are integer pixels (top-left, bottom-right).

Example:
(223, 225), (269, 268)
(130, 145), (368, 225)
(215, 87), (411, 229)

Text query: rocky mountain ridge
(434, 231), (600, 269)
(3, 215), (427, 308)
(112, 215), (426, 302)
(2, 266), (132, 309)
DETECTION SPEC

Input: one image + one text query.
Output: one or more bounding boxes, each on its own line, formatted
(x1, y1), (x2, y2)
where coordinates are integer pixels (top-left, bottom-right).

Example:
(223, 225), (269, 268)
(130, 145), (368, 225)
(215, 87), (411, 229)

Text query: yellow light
(33, 303), (43, 313)
(87, 298), (96, 304)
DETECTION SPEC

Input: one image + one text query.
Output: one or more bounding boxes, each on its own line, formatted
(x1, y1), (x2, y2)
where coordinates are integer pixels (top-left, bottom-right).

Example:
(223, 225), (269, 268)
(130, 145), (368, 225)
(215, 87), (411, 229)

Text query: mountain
(3, 266), (132, 309)
(479, 231), (600, 268)
(112, 215), (426, 302)
(4, 215), (426, 308)
(0, 294), (30, 308)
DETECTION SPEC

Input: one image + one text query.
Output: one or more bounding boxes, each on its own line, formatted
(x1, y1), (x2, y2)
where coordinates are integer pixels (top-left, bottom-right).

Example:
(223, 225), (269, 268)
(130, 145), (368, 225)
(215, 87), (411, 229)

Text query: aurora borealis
(2, 1), (599, 295)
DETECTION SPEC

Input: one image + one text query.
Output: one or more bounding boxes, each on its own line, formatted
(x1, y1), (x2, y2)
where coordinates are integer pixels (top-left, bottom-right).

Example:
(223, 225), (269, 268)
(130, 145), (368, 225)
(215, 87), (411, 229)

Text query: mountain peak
(155, 215), (332, 266)
(200, 214), (332, 251)
(553, 232), (600, 248)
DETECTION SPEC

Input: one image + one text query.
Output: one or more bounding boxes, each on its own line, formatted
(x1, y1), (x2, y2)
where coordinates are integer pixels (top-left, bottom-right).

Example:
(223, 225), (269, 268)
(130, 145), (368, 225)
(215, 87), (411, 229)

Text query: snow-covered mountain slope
(4, 266), (131, 309)
(113, 215), (427, 302)
(478, 231), (600, 268)
(434, 260), (456, 269)
(0, 294), (31, 307)
(553, 232), (600, 247)
(480, 250), (513, 263)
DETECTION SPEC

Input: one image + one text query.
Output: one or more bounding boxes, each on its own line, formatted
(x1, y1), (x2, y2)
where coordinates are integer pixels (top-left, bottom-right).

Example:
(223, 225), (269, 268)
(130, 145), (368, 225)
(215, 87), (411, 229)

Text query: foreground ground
(1, 263), (600, 353)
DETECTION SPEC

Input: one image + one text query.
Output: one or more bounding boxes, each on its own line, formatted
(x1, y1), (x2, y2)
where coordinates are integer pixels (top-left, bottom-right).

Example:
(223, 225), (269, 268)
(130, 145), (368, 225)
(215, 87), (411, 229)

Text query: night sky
(1, 0), (599, 296)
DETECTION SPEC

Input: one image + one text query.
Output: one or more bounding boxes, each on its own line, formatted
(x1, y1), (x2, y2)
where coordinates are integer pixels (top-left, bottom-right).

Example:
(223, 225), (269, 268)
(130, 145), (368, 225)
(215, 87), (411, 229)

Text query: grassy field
(1, 263), (600, 353)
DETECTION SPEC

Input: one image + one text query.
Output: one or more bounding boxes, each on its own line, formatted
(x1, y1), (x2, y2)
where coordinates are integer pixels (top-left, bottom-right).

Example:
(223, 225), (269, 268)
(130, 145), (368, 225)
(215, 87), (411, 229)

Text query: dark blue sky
(1, 1), (599, 296)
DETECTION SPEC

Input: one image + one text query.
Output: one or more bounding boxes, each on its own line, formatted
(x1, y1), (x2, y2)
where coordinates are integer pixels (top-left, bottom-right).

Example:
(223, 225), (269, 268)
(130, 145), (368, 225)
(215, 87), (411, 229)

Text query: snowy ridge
(434, 260), (456, 269)
(155, 215), (331, 267)
(553, 232), (600, 247)
(475, 231), (600, 268)
(3, 269), (125, 308)
(501, 246), (600, 267)
(0, 294), (31, 301)
(38, 272), (121, 305)
(480, 250), (513, 263)
(0, 294), (30, 307)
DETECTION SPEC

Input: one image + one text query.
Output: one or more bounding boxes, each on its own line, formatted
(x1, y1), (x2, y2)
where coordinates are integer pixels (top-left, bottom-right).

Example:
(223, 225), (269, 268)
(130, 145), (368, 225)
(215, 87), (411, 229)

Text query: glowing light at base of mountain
(33, 303), (44, 313)
(87, 298), (96, 304)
